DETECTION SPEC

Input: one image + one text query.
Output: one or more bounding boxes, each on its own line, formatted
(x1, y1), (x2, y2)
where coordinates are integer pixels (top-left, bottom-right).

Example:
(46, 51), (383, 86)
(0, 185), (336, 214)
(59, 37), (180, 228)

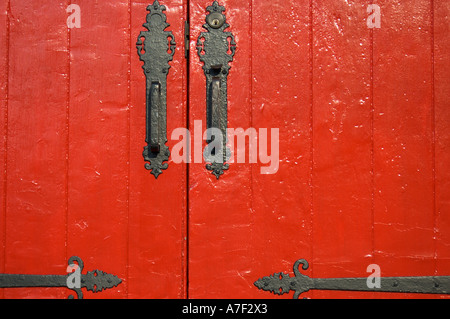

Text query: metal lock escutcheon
(137, 0), (175, 179)
(197, 1), (236, 179)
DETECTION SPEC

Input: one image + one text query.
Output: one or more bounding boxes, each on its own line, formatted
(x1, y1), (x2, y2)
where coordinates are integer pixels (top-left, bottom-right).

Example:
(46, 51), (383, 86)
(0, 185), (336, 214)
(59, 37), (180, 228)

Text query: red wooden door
(0, 0), (449, 299)
(187, 0), (450, 299)
(0, 0), (188, 299)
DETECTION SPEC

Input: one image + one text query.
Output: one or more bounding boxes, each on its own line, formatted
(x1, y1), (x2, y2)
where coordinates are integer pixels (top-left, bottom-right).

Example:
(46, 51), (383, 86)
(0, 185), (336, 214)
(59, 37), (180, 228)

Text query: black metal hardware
(137, 0), (176, 179)
(0, 256), (122, 299)
(254, 259), (450, 299)
(197, 1), (236, 179)
(185, 20), (190, 59)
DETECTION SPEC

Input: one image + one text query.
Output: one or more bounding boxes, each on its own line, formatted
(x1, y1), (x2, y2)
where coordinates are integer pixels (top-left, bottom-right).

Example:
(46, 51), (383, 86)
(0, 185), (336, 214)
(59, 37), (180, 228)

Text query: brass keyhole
(206, 12), (225, 29)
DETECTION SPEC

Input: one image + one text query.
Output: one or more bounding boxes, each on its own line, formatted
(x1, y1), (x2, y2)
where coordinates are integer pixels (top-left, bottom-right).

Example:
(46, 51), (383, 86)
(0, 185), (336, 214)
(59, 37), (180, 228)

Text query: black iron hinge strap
(255, 259), (450, 299)
(0, 256), (122, 299)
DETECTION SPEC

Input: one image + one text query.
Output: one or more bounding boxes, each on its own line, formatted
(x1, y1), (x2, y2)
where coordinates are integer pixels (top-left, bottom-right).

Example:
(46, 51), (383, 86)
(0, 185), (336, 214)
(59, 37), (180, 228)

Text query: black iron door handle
(137, 1), (175, 179)
(197, 1), (236, 179)
(209, 76), (222, 140)
(148, 82), (161, 154)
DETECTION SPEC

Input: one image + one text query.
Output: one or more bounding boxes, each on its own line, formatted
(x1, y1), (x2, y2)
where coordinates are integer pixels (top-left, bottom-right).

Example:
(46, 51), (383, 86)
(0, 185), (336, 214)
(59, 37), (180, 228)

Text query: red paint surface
(434, 0), (450, 287)
(311, 0), (373, 299)
(0, 0), (8, 300)
(0, 0), (448, 299)
(3, 1), (69, 299)
(372, 0), (436, 299)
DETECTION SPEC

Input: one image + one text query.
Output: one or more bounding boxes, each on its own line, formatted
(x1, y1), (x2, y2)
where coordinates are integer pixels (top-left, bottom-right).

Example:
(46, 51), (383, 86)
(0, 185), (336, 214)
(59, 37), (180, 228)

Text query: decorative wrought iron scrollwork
(254, 259), (312, 299)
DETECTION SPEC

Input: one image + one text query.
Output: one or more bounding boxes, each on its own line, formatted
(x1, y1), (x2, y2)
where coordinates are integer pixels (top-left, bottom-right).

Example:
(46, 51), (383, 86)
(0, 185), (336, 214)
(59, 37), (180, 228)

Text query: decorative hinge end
(84, 270), (122, 293)
(206, 162), (229, 180)
(254, 272), (292, 296)
(143, 146), (170, 179)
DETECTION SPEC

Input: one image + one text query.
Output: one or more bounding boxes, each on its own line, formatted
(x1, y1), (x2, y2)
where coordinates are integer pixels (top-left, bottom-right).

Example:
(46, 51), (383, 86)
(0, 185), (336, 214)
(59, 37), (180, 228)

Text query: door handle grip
(209, 76), (221, 143)
(148, 82), (161, 154)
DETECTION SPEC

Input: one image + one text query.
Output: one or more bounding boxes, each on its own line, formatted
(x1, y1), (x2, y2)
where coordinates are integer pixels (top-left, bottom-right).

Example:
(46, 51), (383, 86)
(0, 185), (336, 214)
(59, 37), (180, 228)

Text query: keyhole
(207, 12), (224, 29)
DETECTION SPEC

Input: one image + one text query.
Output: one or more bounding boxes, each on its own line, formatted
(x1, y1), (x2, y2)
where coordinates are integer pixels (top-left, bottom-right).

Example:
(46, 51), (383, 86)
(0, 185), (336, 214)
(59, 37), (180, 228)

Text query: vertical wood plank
(434, 0), (450, 282)
(373, 0), (435, 298)
(5, 0), (69, 298)
(250, 0), (313, 299)
(311, 0), (373, 298)
(0, 0), (9, 299)
(67, 0), (130, 299)
(188, 0), (253, 298)
(128, 0), (188, 298)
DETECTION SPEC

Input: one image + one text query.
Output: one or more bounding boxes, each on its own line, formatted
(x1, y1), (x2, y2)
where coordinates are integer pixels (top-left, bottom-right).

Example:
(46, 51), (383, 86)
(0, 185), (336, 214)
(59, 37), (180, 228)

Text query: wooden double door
(0, 0), (449, 299)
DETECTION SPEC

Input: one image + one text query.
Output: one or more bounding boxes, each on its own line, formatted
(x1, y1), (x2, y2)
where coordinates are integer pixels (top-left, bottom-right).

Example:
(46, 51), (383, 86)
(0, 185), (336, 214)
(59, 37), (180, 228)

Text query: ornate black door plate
(197, 1), (236, 179)
(137, 0), (176, 179)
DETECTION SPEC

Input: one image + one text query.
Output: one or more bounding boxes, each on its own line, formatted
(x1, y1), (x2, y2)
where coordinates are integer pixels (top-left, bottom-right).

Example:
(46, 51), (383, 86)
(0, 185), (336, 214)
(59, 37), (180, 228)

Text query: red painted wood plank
(311, 0), (374, 299)
(0, 0), (9, 299)
(373, 0), (436, 298)
(434, 0), (450, 282)
(250, 0), (313, 299)
(188, 0), (253, 299)
(128, 0), (188, 298)
(66, 0), (130, 299)
(4, 1), (69, 298)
